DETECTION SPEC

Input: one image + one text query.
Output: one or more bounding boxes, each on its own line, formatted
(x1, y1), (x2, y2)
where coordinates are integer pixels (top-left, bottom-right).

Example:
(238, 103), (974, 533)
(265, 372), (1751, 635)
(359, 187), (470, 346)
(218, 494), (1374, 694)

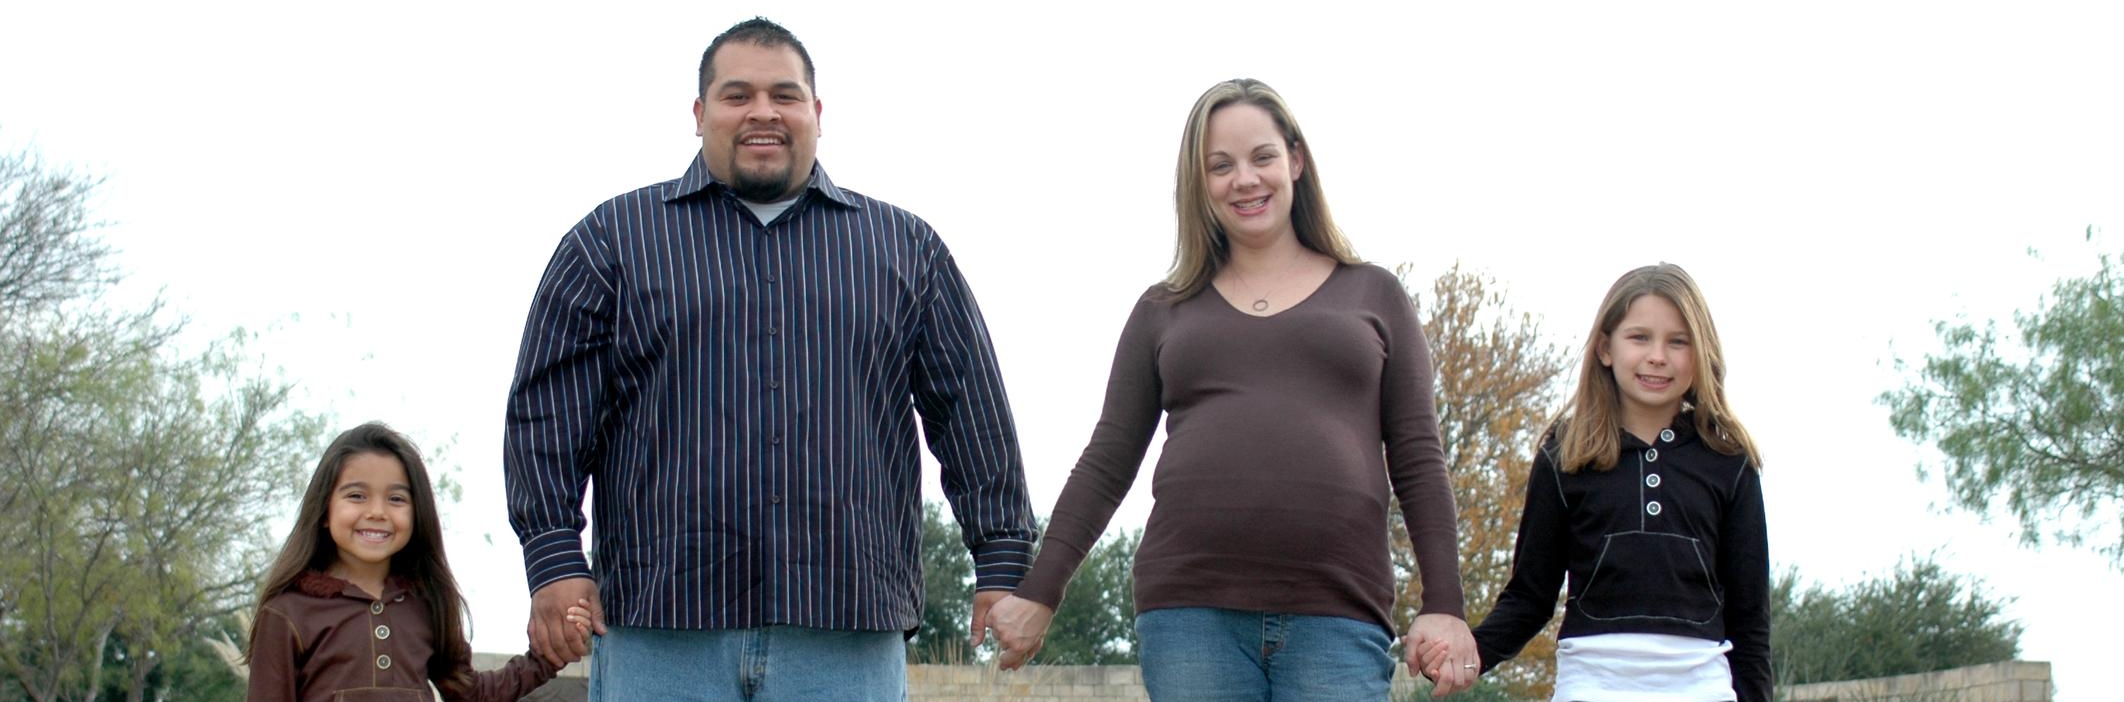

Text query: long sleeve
(1012, 293), (1164, 609)
(909, 245), (1037, 590)
(245, 605), (302, 702)
(504, 218), (617, 594)
(443, 650), (561, 702)
(1720, 464), (1772, 702)
(1374, 277), (1463, 617)
(1473, 448), (1570, 671)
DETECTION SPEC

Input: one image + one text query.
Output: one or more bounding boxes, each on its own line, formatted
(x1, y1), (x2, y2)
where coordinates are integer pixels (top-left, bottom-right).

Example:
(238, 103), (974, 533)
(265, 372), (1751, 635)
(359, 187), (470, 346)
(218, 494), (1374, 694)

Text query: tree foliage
(1391, 263), (1568, 700)
(0, 145), (326, 702)
(911, 504), (1140, 665)
(1881, 230), (2124, 567)
(1040, 527), (1138, 665)
(1771, 555), (2021, 685)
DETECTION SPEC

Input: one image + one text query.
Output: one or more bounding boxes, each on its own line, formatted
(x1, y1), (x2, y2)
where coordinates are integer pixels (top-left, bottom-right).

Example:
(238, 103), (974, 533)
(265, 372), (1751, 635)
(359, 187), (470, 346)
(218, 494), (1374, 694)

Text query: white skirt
(1552, 632), (1736, 702)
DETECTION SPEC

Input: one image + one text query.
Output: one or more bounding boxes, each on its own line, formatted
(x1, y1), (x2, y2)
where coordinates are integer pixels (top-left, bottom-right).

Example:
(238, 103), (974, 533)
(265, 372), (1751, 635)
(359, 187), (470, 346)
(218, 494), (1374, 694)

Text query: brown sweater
(247, 571), (556, 702)
(1014, 263), (1464, 633)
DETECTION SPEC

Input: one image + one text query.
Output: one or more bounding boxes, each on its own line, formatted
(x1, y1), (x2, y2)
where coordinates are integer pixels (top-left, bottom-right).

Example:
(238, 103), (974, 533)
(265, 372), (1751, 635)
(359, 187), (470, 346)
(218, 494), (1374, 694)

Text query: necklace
(1232, 250), (1308, 312)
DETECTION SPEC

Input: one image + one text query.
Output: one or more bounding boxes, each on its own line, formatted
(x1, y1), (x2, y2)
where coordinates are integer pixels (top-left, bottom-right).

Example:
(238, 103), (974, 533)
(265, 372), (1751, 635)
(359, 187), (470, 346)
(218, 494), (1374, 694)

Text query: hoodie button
(1646, 473), (1662, 488)
(377, 654), (392, 670)
(1659, 428), (1675, 443)
(370, 602), (384, 615)
(375, 625), (391, 640)
(1646, 501), (1663, 516)
(1645, 448), (1659, 463)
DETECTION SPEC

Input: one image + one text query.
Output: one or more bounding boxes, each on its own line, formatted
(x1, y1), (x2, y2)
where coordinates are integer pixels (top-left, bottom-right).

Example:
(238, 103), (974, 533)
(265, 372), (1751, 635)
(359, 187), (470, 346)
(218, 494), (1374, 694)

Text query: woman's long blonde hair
(1554, 263), (1761, 472)
(1163, 78), (1359, 299)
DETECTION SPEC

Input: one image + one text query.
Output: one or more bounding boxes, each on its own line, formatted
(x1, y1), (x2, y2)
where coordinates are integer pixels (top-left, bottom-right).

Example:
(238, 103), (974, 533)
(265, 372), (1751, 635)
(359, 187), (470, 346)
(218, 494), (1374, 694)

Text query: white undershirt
(1552, 633), (1735, 702)
(740, 194), (800, 225)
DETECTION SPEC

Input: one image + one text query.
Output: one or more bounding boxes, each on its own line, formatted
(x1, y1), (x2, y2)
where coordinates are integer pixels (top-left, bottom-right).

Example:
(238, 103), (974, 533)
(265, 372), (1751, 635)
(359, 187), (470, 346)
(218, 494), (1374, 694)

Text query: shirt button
(770, 493), (783, 504)
(1645, 473), (1662, 488)
(1645, 448), (1659, 463)
(1646, 501), (1663, 516)
(767, 326), (780, 335)
(370, 602), (384, 615)
(376, 654), (392, 670)
(1659, 428), (1675, 443)
(375, 625), (391, 640)
(765, 273), (779, 283)
(771, 435), (782, 445)
(767, 379), (780, 389)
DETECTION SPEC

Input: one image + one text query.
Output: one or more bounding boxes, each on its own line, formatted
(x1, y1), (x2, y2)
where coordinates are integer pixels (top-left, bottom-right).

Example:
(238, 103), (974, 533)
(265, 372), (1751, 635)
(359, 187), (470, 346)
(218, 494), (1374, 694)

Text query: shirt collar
(1619, 409), (1700, 449)
(663, 152), (861, 210)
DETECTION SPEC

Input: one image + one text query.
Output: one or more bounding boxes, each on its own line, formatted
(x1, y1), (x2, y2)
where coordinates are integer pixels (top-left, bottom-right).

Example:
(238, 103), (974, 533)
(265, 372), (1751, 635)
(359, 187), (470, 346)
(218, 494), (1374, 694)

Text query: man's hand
(983, 595), (1053, 671)
(1407, 612), (1478, 697)
(530, 578), (601, 668)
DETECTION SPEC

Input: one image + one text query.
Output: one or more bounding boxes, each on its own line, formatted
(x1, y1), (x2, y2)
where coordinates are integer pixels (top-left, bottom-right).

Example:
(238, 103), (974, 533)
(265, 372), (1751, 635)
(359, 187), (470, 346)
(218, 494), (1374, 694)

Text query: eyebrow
(716, 79), (808, 94)
(336, 482), (414, 493)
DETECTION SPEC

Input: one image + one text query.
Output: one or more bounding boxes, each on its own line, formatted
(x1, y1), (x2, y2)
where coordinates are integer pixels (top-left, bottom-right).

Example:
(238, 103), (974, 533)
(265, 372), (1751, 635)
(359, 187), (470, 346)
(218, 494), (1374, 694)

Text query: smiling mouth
(739, 133), (788, 147)
(1636, 374), (1671, 389)
(355, 529), (395, 542)
(1231, 196), (1269, 213)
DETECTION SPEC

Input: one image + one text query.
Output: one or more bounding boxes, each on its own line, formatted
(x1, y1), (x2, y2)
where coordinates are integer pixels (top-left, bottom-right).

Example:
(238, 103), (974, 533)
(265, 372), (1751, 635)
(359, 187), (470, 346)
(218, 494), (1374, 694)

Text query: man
(503, 17), (1035, 701)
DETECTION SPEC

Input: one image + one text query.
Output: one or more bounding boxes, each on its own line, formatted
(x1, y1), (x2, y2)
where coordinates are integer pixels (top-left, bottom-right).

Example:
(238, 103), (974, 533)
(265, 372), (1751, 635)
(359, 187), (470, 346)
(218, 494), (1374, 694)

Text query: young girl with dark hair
(246, 422), (600, 701)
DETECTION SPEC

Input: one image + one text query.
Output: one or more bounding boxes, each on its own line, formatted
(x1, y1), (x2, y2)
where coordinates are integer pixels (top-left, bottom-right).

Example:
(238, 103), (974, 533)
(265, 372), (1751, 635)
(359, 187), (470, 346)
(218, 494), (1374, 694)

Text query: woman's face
(1201, 103), (1304, 247)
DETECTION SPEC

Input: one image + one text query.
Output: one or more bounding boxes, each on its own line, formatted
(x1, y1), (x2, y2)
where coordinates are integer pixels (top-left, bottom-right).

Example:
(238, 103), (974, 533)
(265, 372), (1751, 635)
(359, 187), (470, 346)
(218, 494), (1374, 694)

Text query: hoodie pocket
(1577, 531), (1721, 624)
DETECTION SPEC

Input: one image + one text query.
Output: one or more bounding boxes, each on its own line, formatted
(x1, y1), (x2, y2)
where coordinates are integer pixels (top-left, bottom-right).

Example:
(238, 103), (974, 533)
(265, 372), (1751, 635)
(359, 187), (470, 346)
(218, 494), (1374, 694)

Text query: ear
(693, 97), (707, 138)
(814, 97), (824, 135)
(1289, 142), (1307, 182)
(1596, 335), (1613, 367)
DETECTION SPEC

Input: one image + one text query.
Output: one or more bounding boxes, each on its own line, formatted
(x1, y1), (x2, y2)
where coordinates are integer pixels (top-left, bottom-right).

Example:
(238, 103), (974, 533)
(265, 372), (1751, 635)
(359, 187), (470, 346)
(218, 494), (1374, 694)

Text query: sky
(4, 1), (2122, 698)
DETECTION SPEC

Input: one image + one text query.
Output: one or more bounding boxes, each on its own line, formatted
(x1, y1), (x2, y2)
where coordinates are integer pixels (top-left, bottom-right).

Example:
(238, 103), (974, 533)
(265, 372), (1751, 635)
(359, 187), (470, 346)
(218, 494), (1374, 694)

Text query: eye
(1208, 161), (1233, 175)
(342, 490), (365, 502)
(773, 91), (803, 103)
(1253, 153), (1276, 165)
(389, 493), (411, 505)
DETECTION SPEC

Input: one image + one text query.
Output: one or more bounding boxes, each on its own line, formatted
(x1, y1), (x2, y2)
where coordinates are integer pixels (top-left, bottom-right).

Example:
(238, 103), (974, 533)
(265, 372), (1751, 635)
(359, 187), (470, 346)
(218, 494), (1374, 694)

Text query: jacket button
(1645, 473), (1662, 488)
(375, 625), (391, 640)
(1646, 501), (1663, 516)
(1645, 448), (1659, 463)
(370, 602), (384, 615)
(1659, 428), (1675, 443)
(376, 654), (392, 670)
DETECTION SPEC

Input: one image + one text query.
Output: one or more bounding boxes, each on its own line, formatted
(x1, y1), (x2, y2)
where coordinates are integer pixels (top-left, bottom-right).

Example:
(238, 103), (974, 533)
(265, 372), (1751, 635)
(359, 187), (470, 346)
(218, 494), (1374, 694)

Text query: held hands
(1408, 613), (1479, 697)
(980, 594), (1054, 671)
(529, 578), (604, 668)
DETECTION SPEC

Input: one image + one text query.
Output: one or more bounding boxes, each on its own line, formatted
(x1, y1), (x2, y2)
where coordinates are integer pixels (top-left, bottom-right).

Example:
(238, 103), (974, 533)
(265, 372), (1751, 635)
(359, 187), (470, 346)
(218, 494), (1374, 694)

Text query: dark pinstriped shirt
(504, 155), (1035, 632)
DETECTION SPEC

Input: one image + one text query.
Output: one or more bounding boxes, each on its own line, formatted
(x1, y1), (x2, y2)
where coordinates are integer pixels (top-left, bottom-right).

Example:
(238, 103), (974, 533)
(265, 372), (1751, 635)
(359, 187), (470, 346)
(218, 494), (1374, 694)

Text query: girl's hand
(560, 598), (607, 663)
(1407, 613), (1479, 697)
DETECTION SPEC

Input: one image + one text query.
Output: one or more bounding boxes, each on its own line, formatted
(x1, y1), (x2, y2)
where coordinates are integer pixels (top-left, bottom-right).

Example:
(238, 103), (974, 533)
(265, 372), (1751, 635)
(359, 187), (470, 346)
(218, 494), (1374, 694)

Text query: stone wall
(1784, 661), (2052, 702)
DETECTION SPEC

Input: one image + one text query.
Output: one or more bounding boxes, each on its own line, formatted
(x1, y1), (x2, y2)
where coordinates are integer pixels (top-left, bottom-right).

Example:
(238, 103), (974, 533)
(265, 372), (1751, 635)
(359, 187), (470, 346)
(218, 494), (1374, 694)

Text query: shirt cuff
(523, 528), (593, 594)
(970, 537), (1034, 591)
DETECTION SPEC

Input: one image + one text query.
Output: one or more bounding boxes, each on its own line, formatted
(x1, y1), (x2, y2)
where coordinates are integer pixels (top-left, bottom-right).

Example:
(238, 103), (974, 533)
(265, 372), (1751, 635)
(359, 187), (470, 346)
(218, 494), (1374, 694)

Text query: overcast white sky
(5, 2), (2121, 699)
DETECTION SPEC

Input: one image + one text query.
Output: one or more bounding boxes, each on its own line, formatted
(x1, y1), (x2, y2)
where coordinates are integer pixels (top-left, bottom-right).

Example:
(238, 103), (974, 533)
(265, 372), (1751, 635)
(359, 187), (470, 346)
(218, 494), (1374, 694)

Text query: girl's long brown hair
(248, 422), (482, 698)
(1554, 264), (1761, 472)
(1163, 78), (1360, 299)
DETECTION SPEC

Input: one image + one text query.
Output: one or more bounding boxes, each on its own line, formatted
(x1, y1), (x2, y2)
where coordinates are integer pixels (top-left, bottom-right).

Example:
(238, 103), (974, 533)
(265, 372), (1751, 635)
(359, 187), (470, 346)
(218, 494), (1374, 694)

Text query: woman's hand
(1408, 612), (1479, 696)
(984, 595), (1054, 671)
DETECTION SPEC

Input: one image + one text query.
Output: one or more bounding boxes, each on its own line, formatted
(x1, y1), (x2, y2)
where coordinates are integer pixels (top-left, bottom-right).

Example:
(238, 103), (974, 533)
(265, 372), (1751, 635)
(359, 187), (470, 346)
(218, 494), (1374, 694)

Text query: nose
(1233, 164), (1261, 190)
(746, 97), (780, 124)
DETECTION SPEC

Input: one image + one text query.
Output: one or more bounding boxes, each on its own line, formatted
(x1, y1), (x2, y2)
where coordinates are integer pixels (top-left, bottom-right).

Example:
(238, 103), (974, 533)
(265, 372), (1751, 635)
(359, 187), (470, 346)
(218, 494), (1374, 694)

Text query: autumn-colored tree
(1390, 263), (1568, 700)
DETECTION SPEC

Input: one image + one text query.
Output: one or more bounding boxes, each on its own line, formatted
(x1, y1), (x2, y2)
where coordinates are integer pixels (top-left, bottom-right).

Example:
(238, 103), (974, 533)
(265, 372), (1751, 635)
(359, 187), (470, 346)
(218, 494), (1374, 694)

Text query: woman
(985, 78), (1480, 700)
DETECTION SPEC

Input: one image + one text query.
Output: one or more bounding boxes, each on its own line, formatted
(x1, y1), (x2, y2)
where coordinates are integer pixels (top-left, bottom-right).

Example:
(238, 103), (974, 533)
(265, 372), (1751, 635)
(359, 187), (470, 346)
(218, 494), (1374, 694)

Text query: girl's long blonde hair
(1163, 78), (1359, 299)
(1554, 263), (1761, 472)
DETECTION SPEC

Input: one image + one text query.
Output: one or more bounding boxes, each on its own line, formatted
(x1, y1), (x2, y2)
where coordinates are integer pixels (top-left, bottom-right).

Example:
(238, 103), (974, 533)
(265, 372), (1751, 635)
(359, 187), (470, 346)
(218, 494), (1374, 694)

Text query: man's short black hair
(699, 17), (816, 96)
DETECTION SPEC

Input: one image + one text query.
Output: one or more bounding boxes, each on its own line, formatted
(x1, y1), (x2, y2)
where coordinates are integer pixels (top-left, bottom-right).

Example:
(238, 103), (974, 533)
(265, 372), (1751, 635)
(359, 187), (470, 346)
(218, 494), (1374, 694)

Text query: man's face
(695, 42), (821, 203)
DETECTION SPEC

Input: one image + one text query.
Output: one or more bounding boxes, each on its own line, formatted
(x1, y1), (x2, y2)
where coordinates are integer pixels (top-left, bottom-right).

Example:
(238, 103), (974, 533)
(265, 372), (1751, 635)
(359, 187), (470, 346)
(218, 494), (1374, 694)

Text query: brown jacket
(247, 571), (557, 702)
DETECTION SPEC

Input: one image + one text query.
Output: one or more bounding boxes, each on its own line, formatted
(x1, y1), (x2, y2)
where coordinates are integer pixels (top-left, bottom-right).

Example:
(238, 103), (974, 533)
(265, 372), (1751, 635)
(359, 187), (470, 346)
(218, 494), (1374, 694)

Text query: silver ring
(1462, 663), (1478, 670)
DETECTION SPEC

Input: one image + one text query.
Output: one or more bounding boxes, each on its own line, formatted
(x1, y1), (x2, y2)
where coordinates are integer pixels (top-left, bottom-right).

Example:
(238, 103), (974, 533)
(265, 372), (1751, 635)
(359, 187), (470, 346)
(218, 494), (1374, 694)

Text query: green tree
(1882, 229), (2124, 567)
(1771, 555), (2022, 685)
(1040, 528), (1138, 665)
(0, 144), (325, 702)
(1391, 264), (1569, 700)
(910, 500), (974, 663)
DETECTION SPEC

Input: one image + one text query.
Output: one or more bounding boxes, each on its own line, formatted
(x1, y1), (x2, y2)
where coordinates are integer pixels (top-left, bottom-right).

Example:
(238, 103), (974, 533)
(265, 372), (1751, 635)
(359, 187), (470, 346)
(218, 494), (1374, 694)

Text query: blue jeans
(1137, 607), (1394, 702)
(588, 626), (906, 702)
